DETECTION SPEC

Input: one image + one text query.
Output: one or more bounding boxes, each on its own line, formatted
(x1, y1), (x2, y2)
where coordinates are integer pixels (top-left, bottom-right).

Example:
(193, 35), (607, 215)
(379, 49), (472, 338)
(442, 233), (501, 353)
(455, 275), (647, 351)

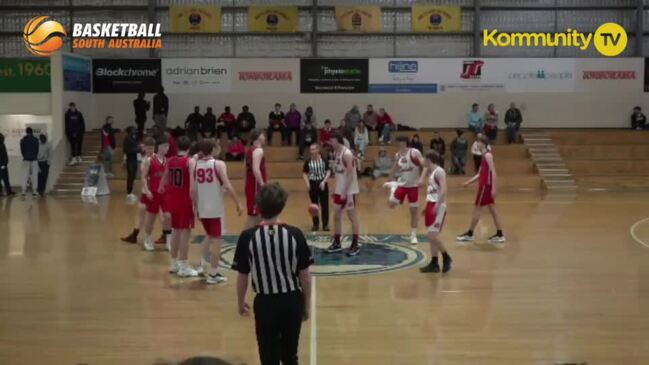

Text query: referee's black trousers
(254, 291), (305, 365)
(308, 180), (329, 229)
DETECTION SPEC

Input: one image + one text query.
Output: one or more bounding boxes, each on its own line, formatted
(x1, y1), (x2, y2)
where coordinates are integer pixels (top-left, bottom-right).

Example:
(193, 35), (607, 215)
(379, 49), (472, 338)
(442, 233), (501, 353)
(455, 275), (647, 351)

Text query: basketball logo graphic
(188, 13), (202, 26)
(266, 14), (279, 27)
(23, 16), (67, 56)
(429, 13), (442, 26)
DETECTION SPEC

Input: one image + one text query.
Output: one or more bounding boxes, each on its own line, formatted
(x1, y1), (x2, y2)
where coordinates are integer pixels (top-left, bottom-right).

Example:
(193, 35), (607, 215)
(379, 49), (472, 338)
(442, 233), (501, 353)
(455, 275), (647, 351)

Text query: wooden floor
(1, 188), (649, 365)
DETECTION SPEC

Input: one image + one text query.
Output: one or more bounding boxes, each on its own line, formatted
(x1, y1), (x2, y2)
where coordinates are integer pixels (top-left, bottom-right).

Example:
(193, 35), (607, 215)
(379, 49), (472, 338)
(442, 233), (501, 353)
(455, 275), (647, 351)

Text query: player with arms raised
(244, 129), (267, 229)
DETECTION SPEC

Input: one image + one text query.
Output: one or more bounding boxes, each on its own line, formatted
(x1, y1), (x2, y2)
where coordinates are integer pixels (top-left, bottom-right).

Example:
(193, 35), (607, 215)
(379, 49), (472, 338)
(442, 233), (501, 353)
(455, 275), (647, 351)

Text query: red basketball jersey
(166, 154), (192, 207)
(479, 152), (493, 186)
(148, 155), (166, 192)
(245, 147), (267, 188)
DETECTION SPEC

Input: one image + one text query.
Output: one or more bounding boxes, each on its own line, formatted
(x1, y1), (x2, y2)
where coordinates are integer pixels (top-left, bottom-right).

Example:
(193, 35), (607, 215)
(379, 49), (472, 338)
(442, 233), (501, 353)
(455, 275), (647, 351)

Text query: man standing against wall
(20, 127), (39, 197)
(153, 87), (169, 130)
(133, 92), (150, 141)
(65, 102), (85, 166)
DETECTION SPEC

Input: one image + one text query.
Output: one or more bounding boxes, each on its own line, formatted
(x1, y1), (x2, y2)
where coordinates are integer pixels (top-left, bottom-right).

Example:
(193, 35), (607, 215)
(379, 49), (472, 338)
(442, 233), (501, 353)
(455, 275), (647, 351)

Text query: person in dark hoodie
(101, 116), (117, 177)
(37, 134), (51, 196)
(203, 107), (217, 138)
(123, 126), (140, 201)
(185, 105), (204, 141)
(133, 92), (150, 141)
(65, 102), (86, 165)
(237, 105), (256, 137)
(0, 133), (15, 196)
(20, 127), (39, 197)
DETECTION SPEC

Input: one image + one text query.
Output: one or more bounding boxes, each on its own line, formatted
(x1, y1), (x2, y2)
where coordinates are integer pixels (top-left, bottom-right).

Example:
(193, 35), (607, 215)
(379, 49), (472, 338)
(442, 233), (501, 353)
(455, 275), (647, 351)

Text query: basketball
(308, 203), (320, 217)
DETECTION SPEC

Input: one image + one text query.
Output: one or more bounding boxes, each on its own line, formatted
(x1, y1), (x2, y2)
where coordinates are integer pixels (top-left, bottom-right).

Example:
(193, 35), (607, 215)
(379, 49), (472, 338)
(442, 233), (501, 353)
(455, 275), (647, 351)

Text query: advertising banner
(0, 115), (51, 156)
(63, 54), (92, 92)
(369, 59), (437, 93)
(0, 59), (51, 92)
(233, 59), (299, 93)
(161, 58), (231, 94)
(492, 58), (576, 93)
(412, 6), (462, 32)
(92, 59), (161, 93)
(169, 5), (221, 33)
(300, 59), (368, 93)
(435, 59), (506, 93)
(248, 6), (299, 33)
(335, 6), (382, 32)
(574, 58), (642, 92)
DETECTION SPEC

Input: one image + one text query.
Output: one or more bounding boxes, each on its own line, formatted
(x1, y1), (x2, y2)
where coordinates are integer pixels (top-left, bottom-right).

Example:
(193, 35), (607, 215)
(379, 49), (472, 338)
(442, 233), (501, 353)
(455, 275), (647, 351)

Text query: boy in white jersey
(419, 151), (452, 273)
(384, 135), (424, 244)
(190, 140), (242, 284)
(326, 131), (361, 256)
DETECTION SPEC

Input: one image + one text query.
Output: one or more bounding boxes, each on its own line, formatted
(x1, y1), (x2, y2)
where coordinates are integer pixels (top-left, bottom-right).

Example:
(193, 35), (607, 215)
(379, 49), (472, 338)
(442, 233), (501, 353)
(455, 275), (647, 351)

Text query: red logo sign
(461, 60), (484, 79)
(582, 70), (636, 80)
(238, 71), (292, 81)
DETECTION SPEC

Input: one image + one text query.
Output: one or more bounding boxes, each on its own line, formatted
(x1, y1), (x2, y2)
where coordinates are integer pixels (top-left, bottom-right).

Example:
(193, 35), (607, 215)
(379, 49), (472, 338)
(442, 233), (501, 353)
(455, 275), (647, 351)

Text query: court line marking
(630, 216), (649, 249)
(310, 276), (317, 365)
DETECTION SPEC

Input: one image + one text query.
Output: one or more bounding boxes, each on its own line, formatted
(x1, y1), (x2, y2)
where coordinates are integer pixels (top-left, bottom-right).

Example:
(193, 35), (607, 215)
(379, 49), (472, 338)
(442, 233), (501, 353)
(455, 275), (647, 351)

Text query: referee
(233, 183), (313, 365)
(302, 143), (331, 231)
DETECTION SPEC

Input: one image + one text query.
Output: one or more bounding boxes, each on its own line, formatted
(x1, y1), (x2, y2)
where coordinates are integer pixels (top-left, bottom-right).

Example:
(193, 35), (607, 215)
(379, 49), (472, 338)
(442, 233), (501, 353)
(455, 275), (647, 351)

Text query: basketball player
(326, 131), (361, 256)
(457, 135), (506, 244)
(160, 136), (199, 277)
(141, 136), (170, 251)
(191, 140), (243, 284)
(419, 151), (452, 273)
(244, 129), (267, 229)
(384, 135), (424, 244)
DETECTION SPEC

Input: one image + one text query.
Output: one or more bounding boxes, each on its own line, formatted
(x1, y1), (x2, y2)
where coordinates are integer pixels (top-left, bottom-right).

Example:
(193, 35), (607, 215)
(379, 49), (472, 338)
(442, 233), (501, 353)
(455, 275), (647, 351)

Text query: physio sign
(483, 23), (627, 57)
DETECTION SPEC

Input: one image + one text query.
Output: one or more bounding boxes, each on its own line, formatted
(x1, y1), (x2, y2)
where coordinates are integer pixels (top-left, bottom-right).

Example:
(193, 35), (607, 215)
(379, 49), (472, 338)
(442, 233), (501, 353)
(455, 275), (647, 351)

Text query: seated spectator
(237, 105), (256, 136)
(363, 104), (378, 133)
(429, 131), (445, 167)
(267, 103), (285, 145)
(284, 103), (301, 146)
(185, 105), (204, 141)
(226, 136), (245, 161)
(372, 148), (393, 179)
(339, 120), (354, 150)
(320, 119), (334, 146)
(468, 103), (483, 134)
(409, 134), (423, 153)
(304, 106), (317, 127)
(504, 102), (523, 143)
(354, 123), (369, 159)
(344, 104), (362, 131)
(483, 103), (498, 143)
(203, 107), (217, 138)
(631, 106), (646, 130)
(450, 129), (468, 175)
(377, 108), (394, 144)
(299, 120), (318, 160)
(218, 106), (236, 141)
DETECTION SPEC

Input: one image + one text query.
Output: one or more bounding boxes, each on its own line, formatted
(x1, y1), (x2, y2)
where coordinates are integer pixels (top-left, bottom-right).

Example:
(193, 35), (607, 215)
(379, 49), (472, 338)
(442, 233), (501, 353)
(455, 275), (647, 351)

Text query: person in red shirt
(226, 136), (245, 161)
(140, 136), (171, 251)
(217, 106), (237, 141)
(244, 129), (267, 229)
(165, 131), (177, 158)
(319, 119), (335, 158)
(377, 108), (394, 144)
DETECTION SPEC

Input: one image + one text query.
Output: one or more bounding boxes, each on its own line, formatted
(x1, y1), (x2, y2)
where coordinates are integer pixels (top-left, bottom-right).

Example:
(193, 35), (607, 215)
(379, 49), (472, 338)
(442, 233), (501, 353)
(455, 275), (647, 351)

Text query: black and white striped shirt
(232, 224), (313, 295)
(303, 158), (329, 182)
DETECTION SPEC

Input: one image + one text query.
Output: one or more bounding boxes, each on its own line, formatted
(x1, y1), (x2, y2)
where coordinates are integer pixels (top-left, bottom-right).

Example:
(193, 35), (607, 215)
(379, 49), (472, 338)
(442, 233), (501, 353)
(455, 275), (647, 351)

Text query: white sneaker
(409, 233), (419, 245)
(168, 261), (180, 274)
(143, 238), (155, 252)
(206, 273), (228, 284)
(177, 265), (199, 278)
(76, 156), (82, 163)
(456, 233), (475, 243)
(488, 235), (506, 244)
(195, 265), (205, 277)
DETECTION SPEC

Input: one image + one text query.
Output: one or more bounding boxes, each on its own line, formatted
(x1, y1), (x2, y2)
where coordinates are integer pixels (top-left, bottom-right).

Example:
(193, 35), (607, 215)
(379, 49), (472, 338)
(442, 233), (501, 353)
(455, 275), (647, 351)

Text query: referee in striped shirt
(233, 182), (313, 365)
(302, 143), (331, 231)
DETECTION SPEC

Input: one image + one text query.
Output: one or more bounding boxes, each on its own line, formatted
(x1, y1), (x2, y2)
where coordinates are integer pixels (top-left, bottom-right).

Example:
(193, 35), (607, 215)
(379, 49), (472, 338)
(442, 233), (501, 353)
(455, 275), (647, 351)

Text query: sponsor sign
(335, 6), (382, 32)
(162, 59), (231, 94)
(169, 5), (221, 33)
(412, 5), (461, 32)
(0, 59), (51, 92)
(92, 59), (161, 93)
(497, 58), (576, 92)
(300, 59), (369, 93)
(0, 115), (51, 156)
(438, 59), (505, 92)
(248, 6), (299, 33)
(369, 59), (437, 93)
(574, 58), (642, 92)
(63, 54), (91, 92)
(232, 59), (299, 93)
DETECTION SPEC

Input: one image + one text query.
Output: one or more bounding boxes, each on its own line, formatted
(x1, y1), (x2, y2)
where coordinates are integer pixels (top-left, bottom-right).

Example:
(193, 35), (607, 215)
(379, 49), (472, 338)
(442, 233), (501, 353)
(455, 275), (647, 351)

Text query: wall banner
(300, 58), (369, 93)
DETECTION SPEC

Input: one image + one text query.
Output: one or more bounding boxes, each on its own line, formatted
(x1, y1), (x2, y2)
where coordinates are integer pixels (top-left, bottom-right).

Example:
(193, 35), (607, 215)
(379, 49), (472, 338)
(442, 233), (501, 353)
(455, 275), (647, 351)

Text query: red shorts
(246, 188), (259, 217)
(170, 204), (194, 229)
(424, 202), (446, 233)
(475, 185), (495, 206)
(333, 193), (357, 210)
(142, 192), (167, 214)
(201, 218), (222, 238)
(393, 186), (419, 205)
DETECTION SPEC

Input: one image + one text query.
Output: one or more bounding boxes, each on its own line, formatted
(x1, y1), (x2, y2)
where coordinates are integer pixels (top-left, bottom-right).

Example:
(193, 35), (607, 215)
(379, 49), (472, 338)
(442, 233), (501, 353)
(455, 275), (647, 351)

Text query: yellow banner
(248, 6), (299, 33)
(335, 6), (382, 32)
(169, 5), (221, 33)
(412, 5), (461, 32)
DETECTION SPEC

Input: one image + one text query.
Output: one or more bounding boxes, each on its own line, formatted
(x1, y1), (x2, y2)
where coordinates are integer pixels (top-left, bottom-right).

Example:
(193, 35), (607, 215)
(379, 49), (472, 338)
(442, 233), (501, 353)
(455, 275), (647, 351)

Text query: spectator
(631, 106), (646, 130)
(267, 103), (286, 145)
(299, 120), (318, 160)
(450, 129), (468, 175)
(218, 106), (237, 141)
(185, 106), (204, 142)
(344, 105), (362, 131)
(133, 92), (150, 141)
(372, 148), (393, 179)
(237, 105), (256, 136)
(123, 126), (139, 201)
(409, 134), (423, 153)
(483, 103), (498, 143)
(101, 116), (117, 178)
(203, 107), (217, 138)
(0, 133), (14, 196)
(304, 106), (317, 127)
(226, 136), (245, 161)
(65, 102), (85, 165)
(320, 119), (334, 146)
(377, 108), (394, 144)
(471, 132), (491, 172)
(468, 103), (483, 134)
(284, 103), (302, 146)
(153, 87), (169, 130)
(363, 104), (379, 133)
(504, 102), (523, 143)
(354, 123), (369, 159)
(429, 131), (446, 167)
(20, 127), (39, 197)
(339, 120), (354, 150)
(37, 134), (50, 196)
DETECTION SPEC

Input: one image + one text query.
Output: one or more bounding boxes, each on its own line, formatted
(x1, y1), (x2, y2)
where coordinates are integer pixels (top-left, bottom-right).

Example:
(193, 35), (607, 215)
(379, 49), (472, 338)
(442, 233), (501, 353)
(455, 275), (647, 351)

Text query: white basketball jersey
(333, 147), (359, 195)
(396, 148), (422, 188)
(195, 158), (225, 219)
(426, 166), (444, 203)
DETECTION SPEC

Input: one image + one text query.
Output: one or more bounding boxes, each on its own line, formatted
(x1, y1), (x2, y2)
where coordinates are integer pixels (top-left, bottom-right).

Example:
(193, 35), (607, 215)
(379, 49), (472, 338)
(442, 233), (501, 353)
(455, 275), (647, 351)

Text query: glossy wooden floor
(1, 188), (649, 365)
